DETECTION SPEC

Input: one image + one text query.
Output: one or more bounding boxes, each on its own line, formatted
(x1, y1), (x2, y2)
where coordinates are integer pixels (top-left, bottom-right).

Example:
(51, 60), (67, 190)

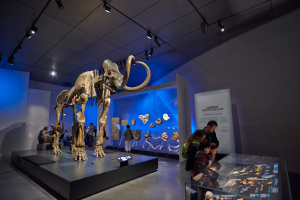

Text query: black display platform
(11, 147), (158, 200)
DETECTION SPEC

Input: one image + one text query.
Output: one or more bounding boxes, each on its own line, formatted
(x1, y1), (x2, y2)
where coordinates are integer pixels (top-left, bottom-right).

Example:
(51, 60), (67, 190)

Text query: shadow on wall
(0, 122), (26, 157)
(232, 103), (242, 154)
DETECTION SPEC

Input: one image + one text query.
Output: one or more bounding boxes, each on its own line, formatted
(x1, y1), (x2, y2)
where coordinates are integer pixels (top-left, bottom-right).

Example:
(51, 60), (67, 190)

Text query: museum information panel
(195, 89), (235, 154)
(185, 153), (291, 200)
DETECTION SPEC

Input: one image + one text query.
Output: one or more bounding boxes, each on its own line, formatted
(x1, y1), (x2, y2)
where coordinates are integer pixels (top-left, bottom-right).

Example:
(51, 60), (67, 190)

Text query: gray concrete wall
(152, 9), (300, 173)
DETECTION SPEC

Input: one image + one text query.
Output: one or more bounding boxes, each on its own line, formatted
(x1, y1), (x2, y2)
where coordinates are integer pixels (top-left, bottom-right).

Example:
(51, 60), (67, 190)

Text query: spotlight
(147, 31), (152, 39)
(144, 50), (149, 60)
(8, 56), (14, 65)
(218, 21), (225, 32)
(103, 2), (111, 13)
(26, 32), (32, 39)
(201, 23), (205, 34)
(30, 26), (38, 34)
(55, 0), (64, 9)
(51, 71), (56, 76)
(154, 36), (161, 47)
(132, 60), (135, 65)
(149, 48), (153, 57)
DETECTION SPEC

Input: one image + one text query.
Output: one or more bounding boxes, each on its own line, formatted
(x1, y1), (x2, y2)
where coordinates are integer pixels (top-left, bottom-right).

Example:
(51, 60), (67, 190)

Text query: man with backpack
(124, 125), (133, 153)
(182, 129), (206, 177)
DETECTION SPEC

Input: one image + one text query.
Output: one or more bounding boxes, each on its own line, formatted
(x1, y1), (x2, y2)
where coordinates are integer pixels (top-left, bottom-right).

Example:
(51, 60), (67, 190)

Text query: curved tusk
(114, 55), (135, 89)
(123, 61), (151, 92)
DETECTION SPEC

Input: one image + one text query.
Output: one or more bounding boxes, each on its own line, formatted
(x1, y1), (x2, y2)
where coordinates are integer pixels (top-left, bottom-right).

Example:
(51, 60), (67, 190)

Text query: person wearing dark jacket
(194, 139), (211, 176)
(203, 120), (219, 147)
(185, 130), (206, 176)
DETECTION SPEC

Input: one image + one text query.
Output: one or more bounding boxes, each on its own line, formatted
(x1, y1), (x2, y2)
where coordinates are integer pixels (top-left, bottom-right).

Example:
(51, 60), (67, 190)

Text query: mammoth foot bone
(94, 145), (106, 158)
(71, 143), (76, 152)
(75, 147), (88, 161)
(52, 144), (62, 154)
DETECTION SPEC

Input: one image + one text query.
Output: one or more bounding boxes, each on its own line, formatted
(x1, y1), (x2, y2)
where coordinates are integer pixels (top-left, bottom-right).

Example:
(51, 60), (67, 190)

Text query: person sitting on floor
(38, 126), (49, 144)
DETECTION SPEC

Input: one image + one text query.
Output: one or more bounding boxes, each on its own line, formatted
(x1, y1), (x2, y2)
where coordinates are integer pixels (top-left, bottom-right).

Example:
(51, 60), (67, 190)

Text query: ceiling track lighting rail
(7, 0), (62, 66)
(101, 1), (165, 48)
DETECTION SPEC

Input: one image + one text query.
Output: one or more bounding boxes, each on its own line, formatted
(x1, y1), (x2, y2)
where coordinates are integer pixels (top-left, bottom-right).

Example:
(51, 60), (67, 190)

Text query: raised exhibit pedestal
(37, 143), (64, 150)
(11, 147), (158, 200)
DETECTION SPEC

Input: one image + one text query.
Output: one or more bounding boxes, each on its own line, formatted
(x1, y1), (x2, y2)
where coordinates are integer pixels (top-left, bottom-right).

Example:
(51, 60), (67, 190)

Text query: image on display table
(118, 156), (131, 162)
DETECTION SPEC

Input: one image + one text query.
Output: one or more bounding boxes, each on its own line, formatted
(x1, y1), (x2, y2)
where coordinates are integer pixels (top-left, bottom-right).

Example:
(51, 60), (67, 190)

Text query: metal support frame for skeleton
(47, 55), (151, 161)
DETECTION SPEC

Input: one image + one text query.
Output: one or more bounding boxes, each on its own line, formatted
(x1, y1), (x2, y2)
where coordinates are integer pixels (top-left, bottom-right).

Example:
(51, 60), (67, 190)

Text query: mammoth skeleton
(45, 55), (151, 161)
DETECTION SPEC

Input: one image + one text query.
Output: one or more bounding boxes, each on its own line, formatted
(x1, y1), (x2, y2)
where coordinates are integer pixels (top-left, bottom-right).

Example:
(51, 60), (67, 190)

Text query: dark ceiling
(0, 0), (299, 87)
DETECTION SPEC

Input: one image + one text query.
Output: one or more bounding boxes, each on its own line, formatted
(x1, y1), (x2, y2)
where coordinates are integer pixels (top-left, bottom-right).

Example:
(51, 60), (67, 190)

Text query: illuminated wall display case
(101, 74), (191, 158)
(111, 86), (179, 154)
(185, 154), (291, 200)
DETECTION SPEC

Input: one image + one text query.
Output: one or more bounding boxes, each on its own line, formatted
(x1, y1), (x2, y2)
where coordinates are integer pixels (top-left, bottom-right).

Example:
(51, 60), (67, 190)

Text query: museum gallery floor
(11, 147), (158, 200)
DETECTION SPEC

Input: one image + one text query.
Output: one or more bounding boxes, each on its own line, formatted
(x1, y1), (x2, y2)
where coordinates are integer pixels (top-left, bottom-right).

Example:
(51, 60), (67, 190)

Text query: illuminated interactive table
(185, 153), (291, 200)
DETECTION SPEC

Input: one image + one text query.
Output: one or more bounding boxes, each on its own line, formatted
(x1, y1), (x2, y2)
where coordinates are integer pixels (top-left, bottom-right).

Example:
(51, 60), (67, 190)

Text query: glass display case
(110, 86), (179, 154)
(185, 153), (291, 200)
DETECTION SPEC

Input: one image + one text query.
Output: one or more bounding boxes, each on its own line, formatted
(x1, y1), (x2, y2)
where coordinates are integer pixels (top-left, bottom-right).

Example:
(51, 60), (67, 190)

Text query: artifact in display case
(172, 132), (179, 141)
(44, 55), (151, 161)
(150, 123), (155, 128)
(131, 119), (136, 126)
(139, 114), (150, 124)
(186, 153), (291, 200)
(111, 117), (120, 140)
(132, 129), (141, 141)
(163, 113), (170, 121)
(121, 119), (128, 126)
(155, 118), (163, 125)
(144, 131), (151, 139)
(162, 132), (168, 141)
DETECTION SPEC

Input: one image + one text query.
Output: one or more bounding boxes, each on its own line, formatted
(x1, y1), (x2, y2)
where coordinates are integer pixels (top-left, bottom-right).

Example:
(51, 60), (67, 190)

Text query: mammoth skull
(103, 56), (151, 92)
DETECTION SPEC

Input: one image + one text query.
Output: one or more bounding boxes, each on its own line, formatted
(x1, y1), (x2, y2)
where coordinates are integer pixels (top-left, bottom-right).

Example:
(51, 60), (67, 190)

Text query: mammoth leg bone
(94, 90), (110, 158)
(71, 104), (78, 152)
(52, 105), (63, 154)
(75, 94), (88, 161)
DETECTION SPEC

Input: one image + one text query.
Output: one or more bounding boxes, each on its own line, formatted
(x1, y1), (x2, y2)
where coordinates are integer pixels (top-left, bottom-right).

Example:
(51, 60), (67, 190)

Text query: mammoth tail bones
(47, 55), (151, 161)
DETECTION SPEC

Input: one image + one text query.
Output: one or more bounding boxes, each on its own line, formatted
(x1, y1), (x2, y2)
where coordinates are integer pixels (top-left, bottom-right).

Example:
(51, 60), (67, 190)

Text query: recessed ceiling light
(201, 23), (205, 34)
(149, 48), (153, 57)
(147, 31), (152, 39)
(8, 56), (14, 65)
(218, 21), (225, 32)
(55, 0), (64, 9)
(51, 71), (56, 76)
(30, 26), (38, 34)
(103, 2), (111, 13)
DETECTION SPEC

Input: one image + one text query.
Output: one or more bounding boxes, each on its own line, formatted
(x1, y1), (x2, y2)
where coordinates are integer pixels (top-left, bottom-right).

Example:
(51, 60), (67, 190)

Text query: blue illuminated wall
(110, 87), (179, 154)
(0, 68), (29, 156)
